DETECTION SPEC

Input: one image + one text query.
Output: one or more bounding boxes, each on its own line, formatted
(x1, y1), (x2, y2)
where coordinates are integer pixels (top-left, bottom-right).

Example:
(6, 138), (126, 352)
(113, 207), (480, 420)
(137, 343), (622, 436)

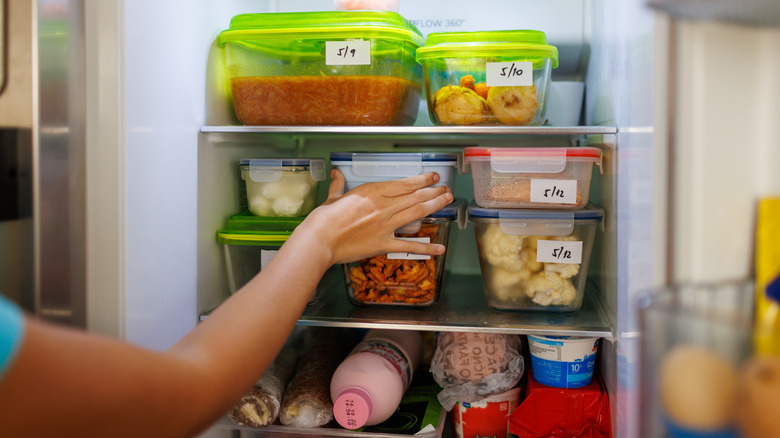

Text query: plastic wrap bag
(429, 332), (524, 410)
(229, 344), (300, 427)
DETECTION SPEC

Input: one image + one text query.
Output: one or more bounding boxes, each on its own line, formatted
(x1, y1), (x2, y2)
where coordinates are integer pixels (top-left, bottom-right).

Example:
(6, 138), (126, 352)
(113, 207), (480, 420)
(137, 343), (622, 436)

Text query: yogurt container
(527, 335), (599, 388)
(452, 387), (522, 438)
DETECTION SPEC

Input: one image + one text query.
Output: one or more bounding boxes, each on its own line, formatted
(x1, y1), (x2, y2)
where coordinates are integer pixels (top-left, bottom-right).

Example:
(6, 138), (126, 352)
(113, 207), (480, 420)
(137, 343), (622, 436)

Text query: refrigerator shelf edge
(200, 274), (614, 340)
(200, 125), (618, 137)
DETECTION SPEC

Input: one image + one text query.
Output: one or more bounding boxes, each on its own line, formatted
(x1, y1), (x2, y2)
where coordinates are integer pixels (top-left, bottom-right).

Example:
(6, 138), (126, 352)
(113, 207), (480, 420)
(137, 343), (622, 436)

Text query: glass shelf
(201, 274), (614, 340)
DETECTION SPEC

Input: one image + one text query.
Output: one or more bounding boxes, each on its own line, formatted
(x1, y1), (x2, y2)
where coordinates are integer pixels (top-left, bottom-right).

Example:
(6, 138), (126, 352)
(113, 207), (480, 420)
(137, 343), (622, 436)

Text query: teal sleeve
(0, 294), (25, 382)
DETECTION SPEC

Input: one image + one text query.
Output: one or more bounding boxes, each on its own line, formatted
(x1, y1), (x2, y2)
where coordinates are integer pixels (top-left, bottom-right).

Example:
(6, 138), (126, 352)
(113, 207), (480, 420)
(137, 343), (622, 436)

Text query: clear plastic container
(217, 212), (333, 303)
(415, 30), (558, 126)
(330, 152), (458, 192)
(468, 205), (603, 312)
(463, 147), (602, 209)
(217, 11), (424, 126)
(343, 201), (463, 308)
(240, 158), (325, 217)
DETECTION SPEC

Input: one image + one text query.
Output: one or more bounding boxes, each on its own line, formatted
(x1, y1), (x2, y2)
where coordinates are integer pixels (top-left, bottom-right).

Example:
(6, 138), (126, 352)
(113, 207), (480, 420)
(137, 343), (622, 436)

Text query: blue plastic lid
(330, 152), (458, 163)
(468, 205), (604, 221)
(428, 200), (464, 219)
(240, 158), (324, 167)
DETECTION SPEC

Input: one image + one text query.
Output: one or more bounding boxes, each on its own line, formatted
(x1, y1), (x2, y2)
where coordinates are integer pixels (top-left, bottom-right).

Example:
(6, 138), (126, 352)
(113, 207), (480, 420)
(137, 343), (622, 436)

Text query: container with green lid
(217, 10), (424, 126)
(416, 30), (559, 126)
(217, 212), (334, 303)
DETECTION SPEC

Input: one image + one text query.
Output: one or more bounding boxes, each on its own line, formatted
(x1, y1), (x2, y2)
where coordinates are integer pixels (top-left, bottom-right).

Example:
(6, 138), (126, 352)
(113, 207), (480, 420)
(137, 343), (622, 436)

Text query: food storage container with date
(415, 30), (558, 126)
(330, 151), (458, 191)
(217, 212), (332, 303)
(240, 158), (325, 217)
(468, 205), (603, 312)
(217, 10), (424, 125)
(343, 200), (464, 308)
(463, 146), (601, 209)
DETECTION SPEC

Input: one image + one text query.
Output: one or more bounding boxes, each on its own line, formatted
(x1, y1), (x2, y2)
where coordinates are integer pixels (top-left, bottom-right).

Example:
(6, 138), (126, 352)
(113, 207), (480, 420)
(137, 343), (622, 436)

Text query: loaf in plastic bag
(280, 327), (356, 428)
(430, 331), (524, 410)
(229, 344), (300, 427)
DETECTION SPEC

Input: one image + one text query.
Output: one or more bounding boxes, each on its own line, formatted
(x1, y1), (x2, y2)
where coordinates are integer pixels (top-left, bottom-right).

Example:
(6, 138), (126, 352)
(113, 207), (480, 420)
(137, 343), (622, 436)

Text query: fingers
(324, 169), (346, 205)
(379, 172), (441, 198)
(388, 190), (453, 229)
(385, 239), (446, 257)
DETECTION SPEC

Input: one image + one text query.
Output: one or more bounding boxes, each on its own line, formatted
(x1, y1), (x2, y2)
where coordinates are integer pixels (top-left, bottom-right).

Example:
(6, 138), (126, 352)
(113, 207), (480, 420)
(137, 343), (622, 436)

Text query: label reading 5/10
(387, 237), (431, 260)
(325, 40), (371, 65)
(530, 179), (578, 204)
(486, 61), (533, 87)
(536, 240), (583, 264)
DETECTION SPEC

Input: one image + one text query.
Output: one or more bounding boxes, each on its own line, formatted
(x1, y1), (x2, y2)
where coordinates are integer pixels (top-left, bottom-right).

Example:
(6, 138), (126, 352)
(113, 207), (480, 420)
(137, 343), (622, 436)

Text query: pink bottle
(330, 329), (423, 429)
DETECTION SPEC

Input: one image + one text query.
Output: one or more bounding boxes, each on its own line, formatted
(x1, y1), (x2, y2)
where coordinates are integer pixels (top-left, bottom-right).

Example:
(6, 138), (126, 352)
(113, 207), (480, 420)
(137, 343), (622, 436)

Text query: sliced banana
(486, 85), (539, 125)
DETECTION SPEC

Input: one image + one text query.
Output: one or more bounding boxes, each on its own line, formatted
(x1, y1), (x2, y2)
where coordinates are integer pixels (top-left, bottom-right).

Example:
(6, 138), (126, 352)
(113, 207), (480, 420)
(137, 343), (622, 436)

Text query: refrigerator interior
(82, 0), (659, 437)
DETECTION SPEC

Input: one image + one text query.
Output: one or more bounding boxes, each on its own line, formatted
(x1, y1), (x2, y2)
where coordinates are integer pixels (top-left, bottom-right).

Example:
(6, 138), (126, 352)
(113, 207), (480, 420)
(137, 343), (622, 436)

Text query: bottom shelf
(298, 273), (613, 339)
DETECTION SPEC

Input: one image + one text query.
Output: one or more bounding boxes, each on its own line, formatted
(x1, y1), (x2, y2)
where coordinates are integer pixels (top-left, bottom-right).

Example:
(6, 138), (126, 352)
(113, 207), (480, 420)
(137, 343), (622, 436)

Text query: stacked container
(217, 10), (424, 125)
(463, 147), (603, 313)
(240, 158), (326, 217)
(330, 151), (462, 308)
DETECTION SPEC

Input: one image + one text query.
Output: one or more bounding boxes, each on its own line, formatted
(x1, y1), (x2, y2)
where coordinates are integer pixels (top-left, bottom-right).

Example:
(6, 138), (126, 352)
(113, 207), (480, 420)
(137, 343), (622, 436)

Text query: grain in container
(463, 146), (601, 209)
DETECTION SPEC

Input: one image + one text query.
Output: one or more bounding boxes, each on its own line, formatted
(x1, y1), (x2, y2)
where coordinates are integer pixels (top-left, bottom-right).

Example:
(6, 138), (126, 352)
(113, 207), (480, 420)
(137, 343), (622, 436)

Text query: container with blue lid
(240, 158), (325, 218)
(343, 200), (465, 308)
(468, 205), (603, 313)
(330, 152), (458, 192)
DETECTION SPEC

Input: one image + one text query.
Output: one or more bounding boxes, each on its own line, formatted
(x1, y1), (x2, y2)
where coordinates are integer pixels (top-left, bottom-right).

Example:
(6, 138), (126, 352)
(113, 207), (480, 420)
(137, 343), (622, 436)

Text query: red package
(509, 369), (611, 438)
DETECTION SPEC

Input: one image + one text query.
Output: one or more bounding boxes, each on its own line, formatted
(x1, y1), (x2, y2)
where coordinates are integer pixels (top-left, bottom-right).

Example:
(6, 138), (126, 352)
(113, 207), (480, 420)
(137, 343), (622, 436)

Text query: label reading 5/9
(536, 240), (583, 264)
(530, 179), (578, 204)
(326, 40), (371, 65)
(486, 61), (533, 87)
(387, 237), (431, 260)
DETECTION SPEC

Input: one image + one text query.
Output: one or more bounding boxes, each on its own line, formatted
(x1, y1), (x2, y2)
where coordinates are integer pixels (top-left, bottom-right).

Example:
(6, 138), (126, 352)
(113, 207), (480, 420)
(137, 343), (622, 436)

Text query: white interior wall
(672, 21), (780, 283)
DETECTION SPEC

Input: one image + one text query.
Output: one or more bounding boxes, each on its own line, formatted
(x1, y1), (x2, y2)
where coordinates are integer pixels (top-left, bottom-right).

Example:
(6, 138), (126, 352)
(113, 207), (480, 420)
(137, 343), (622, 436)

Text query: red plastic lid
(463, 146), (601, 161)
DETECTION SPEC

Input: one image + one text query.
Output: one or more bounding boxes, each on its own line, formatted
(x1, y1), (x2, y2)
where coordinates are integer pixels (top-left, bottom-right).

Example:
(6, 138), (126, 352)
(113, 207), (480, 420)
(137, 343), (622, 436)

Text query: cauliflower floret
(481, 224), (525, 271)
(525, 272), (577, 307)
(544, 262), (580, 279)
(490, 267), (533, 304)
(525, 235), (550, 249)
(519, 247), (543, 273)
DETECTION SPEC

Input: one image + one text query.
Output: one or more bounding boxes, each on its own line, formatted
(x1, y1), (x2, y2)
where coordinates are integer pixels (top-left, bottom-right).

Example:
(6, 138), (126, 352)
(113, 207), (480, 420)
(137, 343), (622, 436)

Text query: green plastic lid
(217, 212), (304, 246)
(218, 10), (424, 47)
(416, 30), (558, 68)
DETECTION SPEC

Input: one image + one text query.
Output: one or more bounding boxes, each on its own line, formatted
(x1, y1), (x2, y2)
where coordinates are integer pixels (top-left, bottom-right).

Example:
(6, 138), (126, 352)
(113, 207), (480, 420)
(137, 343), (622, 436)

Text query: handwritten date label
(536, 240), (583, 264)
(486, 61), (533, 87)
(530, 179), (578, 205)
(388, 237), (431, 260)
(326, 40), (371, 65)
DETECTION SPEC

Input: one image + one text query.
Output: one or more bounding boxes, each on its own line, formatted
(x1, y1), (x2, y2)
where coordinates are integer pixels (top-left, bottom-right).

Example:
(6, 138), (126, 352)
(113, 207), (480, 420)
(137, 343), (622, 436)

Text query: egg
(659, 344), (738, 431)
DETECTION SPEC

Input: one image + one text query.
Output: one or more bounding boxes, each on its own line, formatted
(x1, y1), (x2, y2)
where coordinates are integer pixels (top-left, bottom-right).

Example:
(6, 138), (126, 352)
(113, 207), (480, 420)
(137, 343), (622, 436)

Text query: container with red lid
(463, 147), (602, 209)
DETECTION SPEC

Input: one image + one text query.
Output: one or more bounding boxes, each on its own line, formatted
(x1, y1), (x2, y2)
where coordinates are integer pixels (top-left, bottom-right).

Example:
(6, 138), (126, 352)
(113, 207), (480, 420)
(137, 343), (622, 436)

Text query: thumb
(324, 169), (346, 204)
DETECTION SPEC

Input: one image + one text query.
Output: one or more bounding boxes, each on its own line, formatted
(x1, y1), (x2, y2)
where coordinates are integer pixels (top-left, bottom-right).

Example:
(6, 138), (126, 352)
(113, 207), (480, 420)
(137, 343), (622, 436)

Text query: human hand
(293, 169), (453, 266)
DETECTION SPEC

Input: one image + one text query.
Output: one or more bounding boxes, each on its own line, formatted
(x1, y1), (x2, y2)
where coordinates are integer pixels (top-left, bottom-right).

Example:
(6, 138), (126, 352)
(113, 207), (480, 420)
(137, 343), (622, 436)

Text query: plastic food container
(527, 335), (599, 388)
(468, 205), (603, 312)
(240, 158), (325, 217)
(217, 11), (424, 126)
(343, 201), (464, 308)
(217, 212), (332, 303)
(330, 152), (458, 192)
(452, 387), (522, 438)
(416, 30), (558, 126)
(463, 147), (601, 209)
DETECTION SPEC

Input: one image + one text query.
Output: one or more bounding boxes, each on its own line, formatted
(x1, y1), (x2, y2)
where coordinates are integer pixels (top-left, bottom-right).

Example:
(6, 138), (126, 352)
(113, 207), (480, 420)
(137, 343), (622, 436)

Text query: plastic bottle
(754, 198), (780, 356)
(330, 329), (423, 429)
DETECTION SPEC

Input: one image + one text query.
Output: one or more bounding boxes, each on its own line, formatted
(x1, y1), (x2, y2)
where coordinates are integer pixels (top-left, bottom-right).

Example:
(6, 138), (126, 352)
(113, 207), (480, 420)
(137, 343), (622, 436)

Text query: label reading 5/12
(486, 61), (533, 87)
(326, 40), (371, 65)
(536, 240), (583, 264)
(530, 179), (578, 204)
